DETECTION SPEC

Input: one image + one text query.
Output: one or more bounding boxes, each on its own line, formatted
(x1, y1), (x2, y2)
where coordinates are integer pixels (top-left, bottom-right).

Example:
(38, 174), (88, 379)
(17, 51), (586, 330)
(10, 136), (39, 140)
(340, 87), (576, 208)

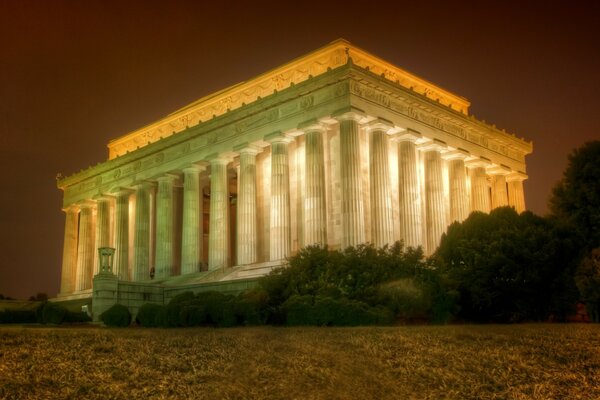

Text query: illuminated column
(75, 200), (96, 290)
(366, 120), (394, 247)
(181, 166), (204, 274)
(133, 182), (153, 281)
(155, 175), (177, 278)
(467, 160), (491, 213)
(208, 157), (230, 270)
(93, 195), (112, 276)
(113, 188), (133, 281)
(335, 112), (365, 248)
(303, 123), (327, 246)
(397, 132), (423, 248)
(421, 143), (447, 254)
(489, 166), (510, 209)
(443, 151), (470, 223)
(60, 204), (79, 294)
(269, 135), (293, 260)
(236, 147), (259, 265)
(507, 172), (527, 213)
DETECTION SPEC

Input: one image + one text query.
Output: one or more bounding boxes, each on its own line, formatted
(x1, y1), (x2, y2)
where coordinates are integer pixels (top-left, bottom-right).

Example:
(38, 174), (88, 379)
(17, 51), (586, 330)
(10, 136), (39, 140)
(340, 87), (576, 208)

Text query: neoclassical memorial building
(55, 39), (532, 313)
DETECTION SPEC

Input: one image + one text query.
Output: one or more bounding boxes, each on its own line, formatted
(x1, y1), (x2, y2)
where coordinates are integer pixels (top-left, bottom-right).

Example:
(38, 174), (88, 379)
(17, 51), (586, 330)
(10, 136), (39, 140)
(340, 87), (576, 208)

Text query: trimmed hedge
(135, 303), (163, 327)
(101, 304), (131, 327)
(0, 310), (37, 324)
(37, 302), (67, 325)
(283, 295), (394, 326)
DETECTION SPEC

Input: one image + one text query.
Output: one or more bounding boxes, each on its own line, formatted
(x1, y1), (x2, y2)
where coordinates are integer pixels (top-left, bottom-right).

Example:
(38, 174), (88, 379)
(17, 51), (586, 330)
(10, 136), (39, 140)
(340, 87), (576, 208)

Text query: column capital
(77, 199), (96, 209)
(418, 139), (447, 153)
(111, 186), (136, 196)
(297, 118), (328, 134)
(182, 163), (207, 174)
(233, 142), (262, 155)
(486, 164), (512, 176)
(62, 203), (80, 213)
(506, 171), (528, 182)
(392, 129), (427, 144)
(131, 180), (157, 190)
(264, 131), (294, 145)
(442, 149), (470, 161)
(465, 157), (492, 169)
(364, 117), (397, 134)
(92, 193), (114, 202)
(206, 154), (234, 165)
(331, 106), (367, 123)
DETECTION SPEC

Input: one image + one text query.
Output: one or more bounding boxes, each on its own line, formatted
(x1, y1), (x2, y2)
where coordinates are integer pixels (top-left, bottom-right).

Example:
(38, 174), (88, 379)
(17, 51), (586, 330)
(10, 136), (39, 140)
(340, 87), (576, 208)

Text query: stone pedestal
(92, 272), (118, 323)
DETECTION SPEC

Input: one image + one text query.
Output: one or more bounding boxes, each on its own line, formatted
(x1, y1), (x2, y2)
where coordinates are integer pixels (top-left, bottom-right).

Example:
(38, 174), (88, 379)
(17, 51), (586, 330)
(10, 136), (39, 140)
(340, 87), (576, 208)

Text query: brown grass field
(1, 324), (599, 399)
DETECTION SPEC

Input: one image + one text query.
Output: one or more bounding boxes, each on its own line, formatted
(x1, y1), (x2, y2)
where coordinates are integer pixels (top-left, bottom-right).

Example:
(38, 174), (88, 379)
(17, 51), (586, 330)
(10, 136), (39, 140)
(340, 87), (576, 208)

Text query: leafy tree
(575, 248), (600, 322)
(550, 141), (600, 250)
(436, 207), (580, 322)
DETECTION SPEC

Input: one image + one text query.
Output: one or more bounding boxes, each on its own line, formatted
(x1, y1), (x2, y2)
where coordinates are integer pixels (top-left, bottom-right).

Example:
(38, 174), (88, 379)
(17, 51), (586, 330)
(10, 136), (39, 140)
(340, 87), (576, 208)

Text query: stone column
(155, 175), (177, 278)
(335, 112), (365, 248)
(507, 172), (527, 213)
(467, 160), (491, 213)
(269, 135), (293, 260)
(236, 147), (259, 265)
(443, 151), (470, 223)
(181, 166), (204, 274)
(367, 120), (394, 247)
(93, 195), (112, 276)
(133, 182), (154, 281)
(397, 133), (423, 249)
(75, 201), (96, 291)
(113, 188), (133, 281)
(60, 205), (79, 294)
(489, 167), (510, 209)
(302, 123), (328, 246)
(421, 143), (447, 255)
(208, 157), (230, 270)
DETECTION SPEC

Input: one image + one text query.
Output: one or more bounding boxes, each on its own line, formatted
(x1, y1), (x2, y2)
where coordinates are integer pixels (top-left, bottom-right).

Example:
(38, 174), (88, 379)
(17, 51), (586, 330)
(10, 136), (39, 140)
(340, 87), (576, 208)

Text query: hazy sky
(1, 1), (598, 299)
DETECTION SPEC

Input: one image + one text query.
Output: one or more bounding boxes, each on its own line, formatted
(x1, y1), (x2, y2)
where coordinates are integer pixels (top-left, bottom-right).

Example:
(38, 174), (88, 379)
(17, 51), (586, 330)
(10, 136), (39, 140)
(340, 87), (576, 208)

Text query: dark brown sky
(1, 1), (599, 299)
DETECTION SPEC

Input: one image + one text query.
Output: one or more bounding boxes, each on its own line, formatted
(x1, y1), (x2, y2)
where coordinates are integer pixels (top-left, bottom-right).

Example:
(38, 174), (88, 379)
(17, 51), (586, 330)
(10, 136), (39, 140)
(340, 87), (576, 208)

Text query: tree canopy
(549, 141), (600, 250)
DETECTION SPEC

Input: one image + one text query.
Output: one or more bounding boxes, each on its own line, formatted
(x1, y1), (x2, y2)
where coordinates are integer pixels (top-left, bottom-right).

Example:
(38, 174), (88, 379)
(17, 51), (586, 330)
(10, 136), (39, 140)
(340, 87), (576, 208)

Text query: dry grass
(1, 324), (599, 399)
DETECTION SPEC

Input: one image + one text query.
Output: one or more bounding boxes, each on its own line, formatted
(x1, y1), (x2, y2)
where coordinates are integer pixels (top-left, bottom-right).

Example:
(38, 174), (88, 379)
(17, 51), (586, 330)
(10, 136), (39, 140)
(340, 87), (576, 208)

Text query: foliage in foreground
(101, 304), (131, 327)
(436, 207), (581, 322)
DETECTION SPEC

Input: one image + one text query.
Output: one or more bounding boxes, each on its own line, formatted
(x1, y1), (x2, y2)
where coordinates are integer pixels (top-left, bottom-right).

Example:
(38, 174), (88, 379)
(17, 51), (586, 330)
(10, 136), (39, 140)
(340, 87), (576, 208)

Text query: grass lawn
(1, 324), (599, 399)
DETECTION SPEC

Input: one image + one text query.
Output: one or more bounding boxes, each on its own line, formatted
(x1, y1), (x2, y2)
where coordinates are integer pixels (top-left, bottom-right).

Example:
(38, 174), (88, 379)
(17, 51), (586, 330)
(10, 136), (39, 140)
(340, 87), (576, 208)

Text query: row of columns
(60, 113), (527, 294)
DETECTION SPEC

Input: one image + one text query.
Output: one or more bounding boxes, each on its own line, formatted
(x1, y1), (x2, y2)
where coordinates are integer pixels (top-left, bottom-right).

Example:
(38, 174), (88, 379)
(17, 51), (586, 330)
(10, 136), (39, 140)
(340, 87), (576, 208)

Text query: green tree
(575, 248), (600, 322)
(550, 141), (600, 250)
(436, 207), (580, 322)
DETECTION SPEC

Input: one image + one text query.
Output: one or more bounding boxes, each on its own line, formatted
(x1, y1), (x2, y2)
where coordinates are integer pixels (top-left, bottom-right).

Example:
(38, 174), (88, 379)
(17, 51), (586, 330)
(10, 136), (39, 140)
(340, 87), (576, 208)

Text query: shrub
(378, 278), (431, 320)
(283, 295), (393, 326)
(179, 304), (207, 327)
(101, 304), (131, 327)
(233, 289), (269, 325)
(64, 311), (92, 323)
(136, 303), (163, 327)
(0, 310), (37, 324)
(164, 292), (196, 327)
(37, 302), (67, 325)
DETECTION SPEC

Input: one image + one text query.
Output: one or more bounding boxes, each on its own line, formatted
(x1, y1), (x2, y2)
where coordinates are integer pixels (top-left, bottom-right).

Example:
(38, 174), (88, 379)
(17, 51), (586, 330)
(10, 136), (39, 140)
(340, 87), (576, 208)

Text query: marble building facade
(56, 39), (532, 300)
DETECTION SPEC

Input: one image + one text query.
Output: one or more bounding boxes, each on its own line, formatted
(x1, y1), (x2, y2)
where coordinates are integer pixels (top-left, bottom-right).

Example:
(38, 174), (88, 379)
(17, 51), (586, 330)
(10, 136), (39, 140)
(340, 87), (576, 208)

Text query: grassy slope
(0, 325), (599, 399)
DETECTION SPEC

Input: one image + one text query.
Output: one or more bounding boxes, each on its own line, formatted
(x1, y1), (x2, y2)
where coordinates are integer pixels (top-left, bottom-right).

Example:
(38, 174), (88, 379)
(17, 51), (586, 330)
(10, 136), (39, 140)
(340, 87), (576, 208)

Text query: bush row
(0, 302), (91, 325)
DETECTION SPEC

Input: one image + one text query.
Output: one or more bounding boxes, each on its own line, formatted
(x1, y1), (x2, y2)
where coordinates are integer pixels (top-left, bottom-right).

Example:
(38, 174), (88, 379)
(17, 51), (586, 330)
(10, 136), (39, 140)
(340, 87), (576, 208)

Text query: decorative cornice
(107, 39), (471, 159)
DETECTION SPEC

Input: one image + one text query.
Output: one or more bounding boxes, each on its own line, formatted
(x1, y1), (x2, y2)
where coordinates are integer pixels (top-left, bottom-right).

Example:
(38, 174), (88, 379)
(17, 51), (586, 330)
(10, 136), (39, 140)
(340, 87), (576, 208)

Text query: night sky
(1, 1), (598, 299)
